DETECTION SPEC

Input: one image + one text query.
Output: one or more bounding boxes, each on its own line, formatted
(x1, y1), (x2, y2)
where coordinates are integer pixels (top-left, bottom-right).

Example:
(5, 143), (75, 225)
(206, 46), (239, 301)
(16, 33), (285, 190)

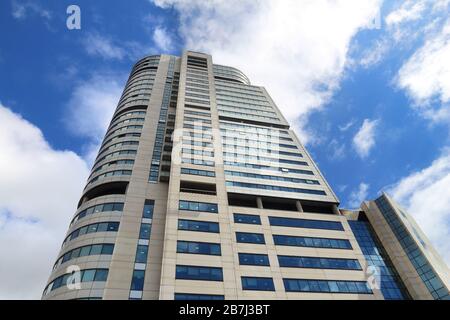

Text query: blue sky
(0, 0), (449, 298)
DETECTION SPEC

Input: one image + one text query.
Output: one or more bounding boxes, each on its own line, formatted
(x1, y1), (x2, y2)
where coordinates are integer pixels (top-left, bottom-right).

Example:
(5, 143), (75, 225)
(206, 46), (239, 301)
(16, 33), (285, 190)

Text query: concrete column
(332, 204), (340, 215)
(296, 200), (303, 212)
(256, 197), (263, 209)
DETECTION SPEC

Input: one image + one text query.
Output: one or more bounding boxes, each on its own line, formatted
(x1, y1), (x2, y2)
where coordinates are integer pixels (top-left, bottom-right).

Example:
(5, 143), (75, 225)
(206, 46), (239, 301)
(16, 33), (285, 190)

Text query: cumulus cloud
(82, 33), (152, 61)
(352, 119), (379, 158)
(152, 26), (174, 52)
(11, 0), (52, 20)
(385, 0), (427, 26)
(153, 0), (382, 143)
(396, 18), (450, 124)
(64, 73), (126, 165)
(387, 149), (450, 265)
(347, 182), (369, 209)
(0, 103), (89, 299)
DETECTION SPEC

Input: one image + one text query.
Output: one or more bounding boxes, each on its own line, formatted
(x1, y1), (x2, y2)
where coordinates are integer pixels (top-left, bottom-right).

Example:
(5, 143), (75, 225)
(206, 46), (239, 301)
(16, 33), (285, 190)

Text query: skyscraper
(42, 51), (449, 300)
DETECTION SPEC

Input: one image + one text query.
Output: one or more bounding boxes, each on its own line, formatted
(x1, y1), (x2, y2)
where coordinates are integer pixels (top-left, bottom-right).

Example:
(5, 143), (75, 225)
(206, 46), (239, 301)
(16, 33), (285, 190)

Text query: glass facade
(374, 195), (449, 300)
(349, 219), (410, 300)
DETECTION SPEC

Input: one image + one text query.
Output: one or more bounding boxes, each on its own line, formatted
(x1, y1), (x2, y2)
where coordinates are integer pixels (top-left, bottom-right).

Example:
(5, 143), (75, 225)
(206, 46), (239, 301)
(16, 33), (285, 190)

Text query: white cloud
(11, 0), (52, 20)
(347, 182), (369, 209)
(65, 73), (125, 165)
(339, 119), (355, 132)
(352, 119), (379, 158)
(153, 0), (382, 143)
(385, 0), (427, 26)
(328, 139), (346, 161)
(82, 33), (153, 61)
(0, 103), (89, 299)
(387, 149), (450, 266)
(153, 26), (173, 52)
(83, 33), (127, 60)
(396, 18), (450, 123)
(359, 39), (390, 68)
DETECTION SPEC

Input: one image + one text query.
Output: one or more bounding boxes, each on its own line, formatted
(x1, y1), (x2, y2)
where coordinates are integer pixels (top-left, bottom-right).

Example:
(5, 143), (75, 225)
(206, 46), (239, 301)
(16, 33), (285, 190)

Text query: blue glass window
(135, 245), (149, 263)
(241, 277), (275, 291)
(269, 216), (344, 231)
(181, 168), (215, 177)
(349, 219), (410, 300)
(177, 241), (221, 256)
(142, 200), (154, 219)
(283, 279), (372, 294)
(273, 235), (352, 249)
(179, 200), (218, 213)
(130, 270), (145, 291)
(176, 265), (223, 281)
(236, 232), (265, 244)
(239, 253), (270, 266)
(233, 213), (261, 225)
(175, 293), (224, 300)
(178, 219), (220, 233)
(139, 223), (152, 240)
(278, 255), (361, 270)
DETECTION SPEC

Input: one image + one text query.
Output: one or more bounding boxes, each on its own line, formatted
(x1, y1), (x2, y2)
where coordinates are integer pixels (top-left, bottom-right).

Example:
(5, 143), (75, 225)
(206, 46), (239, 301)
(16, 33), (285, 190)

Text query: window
(178, 219), (220, 233)
(177, 241), (221, 256)
(236, 232), (265, 244)
(269, 216), (344, 231)
(239, 253), (270, 266)
(181, 168), (215, 177)
(72, 202), (124, 224)
(89, 244), (103, 255)
(273, 235), (352, 249)
(143, 200), (154, 219)
(241, 277), (275, 291)
(179, 200), (218, 213)
(64, 222), (120, 244)
(82, 269), (96, 282)
(283, 279), (372, 294)
(101, 244), (114, 255)
(277, 256), (361, 270)
(44, 269), (109, 294)
(176, 265), (223, 281)
(139, 223), (151, 240)
(135, 245), (149, 263)
(94, 269), (109, 281)
(233, 213), (261, 225)
(225, 181), (326, 196)
(130, 270), (145, 291)
(175, 293), (224, 300)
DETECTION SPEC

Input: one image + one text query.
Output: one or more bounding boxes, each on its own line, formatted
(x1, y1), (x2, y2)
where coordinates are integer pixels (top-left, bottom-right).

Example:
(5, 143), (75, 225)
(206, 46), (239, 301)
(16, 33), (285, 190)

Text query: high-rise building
(42, 51), (450, 300)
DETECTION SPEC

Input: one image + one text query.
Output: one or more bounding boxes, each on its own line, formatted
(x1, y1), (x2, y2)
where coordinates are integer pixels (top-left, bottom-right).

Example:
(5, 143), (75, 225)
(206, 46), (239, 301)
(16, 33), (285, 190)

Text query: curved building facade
(42, 51), (449, 300)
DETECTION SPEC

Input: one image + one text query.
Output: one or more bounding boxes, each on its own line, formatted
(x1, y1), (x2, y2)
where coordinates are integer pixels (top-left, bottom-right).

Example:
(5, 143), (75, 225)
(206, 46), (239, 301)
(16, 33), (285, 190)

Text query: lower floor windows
(176, 265), (223, 281)
(64, 221), (120, 245)
(239, 253), (270, 266)
(130, 270), (145, 292)
(54, 243), (114, 269)
(269, 216), (344, 231)
(226, 181), (326, 196)
(178, 219), (220, 233)
(44, 268), (109, 295)
(283, 279), (372, 294)
(241, 277), (275, 291)
(174, 293), (225, 300)
(177, 240), (221, 256)
(233, 213), (261, 225)
(273, 235), (352, 250)
(278, 255), (361, 270)
(135, 245), (149, 263)
(179, 200), (218, 213)
(236, 232), (265, 244)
